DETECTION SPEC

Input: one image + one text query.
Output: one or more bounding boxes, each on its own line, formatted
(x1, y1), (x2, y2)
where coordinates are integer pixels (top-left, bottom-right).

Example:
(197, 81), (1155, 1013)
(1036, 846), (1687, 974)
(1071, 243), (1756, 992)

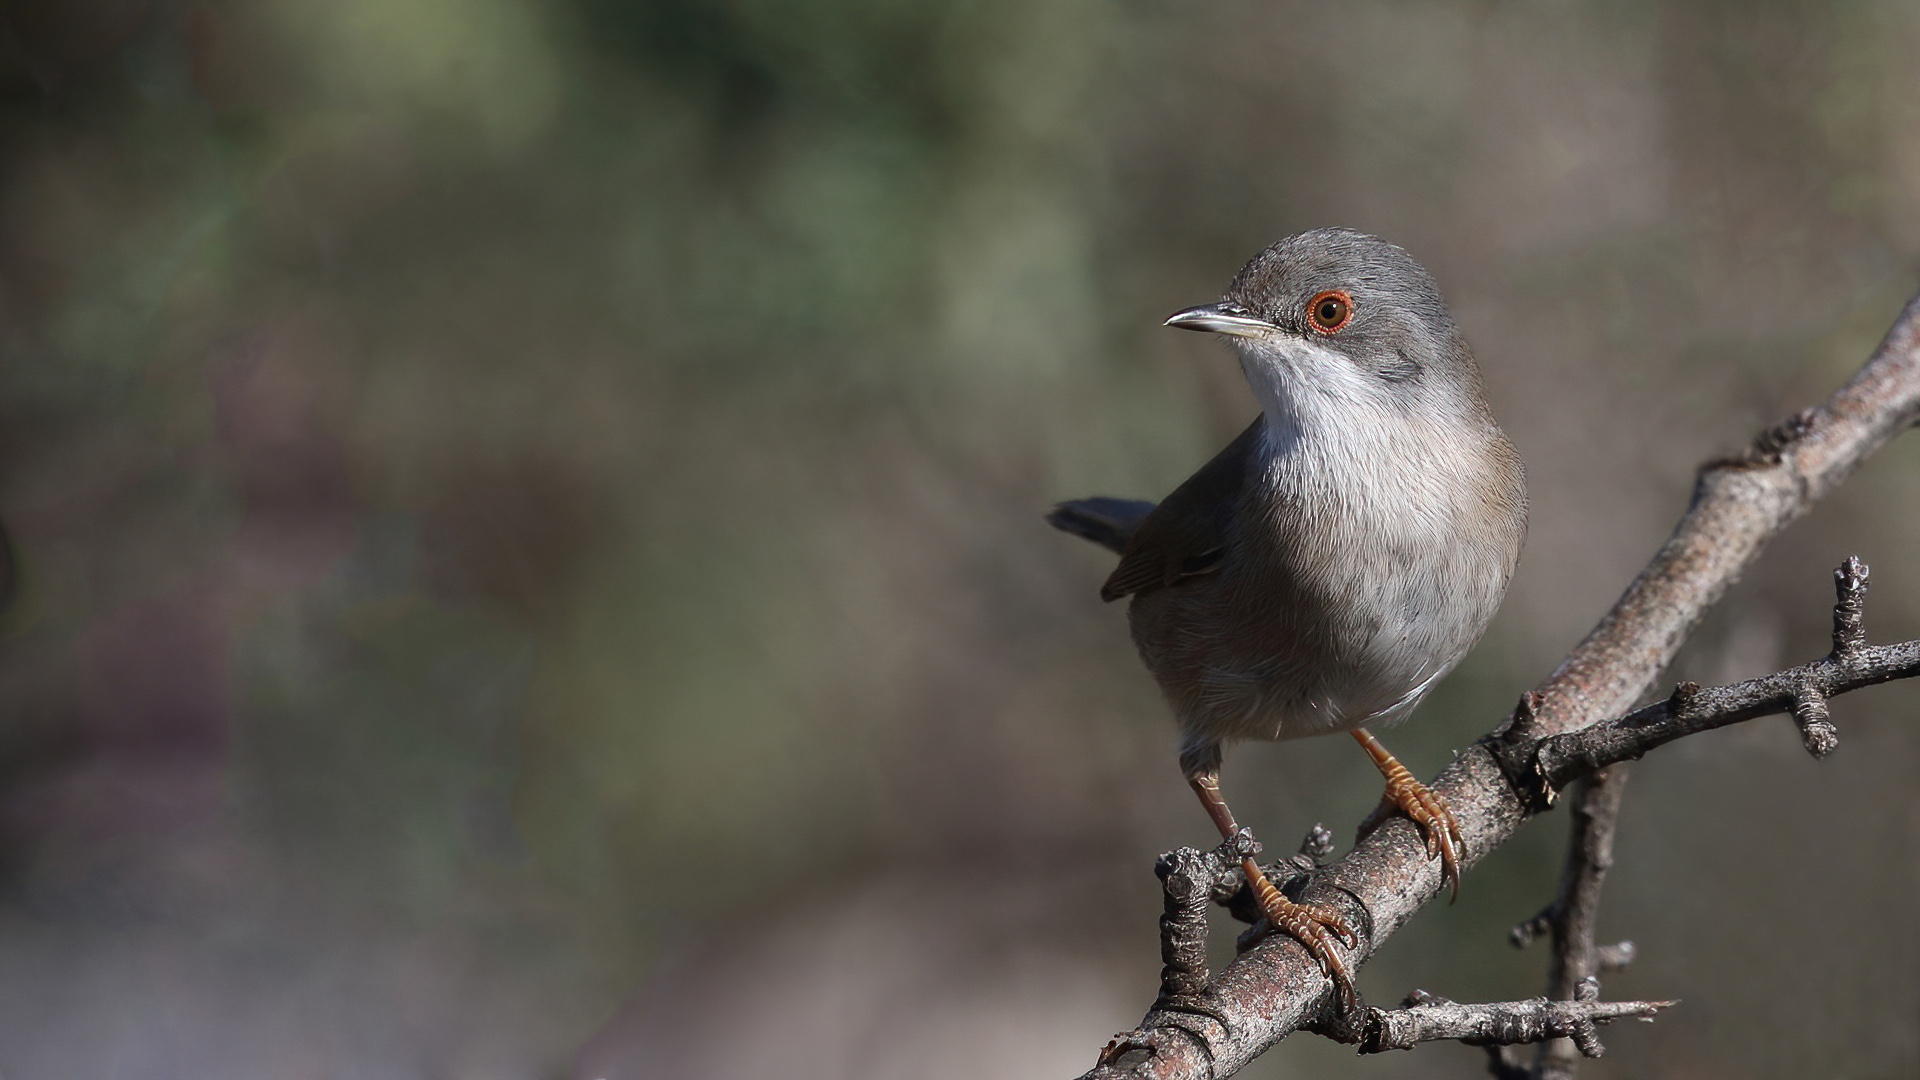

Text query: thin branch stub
(1154, 848), (1217, 1002)
(1357, 984), (1675, 1055)
(1832, 556), (1869, 657)
(1792, 686), (1838, 759)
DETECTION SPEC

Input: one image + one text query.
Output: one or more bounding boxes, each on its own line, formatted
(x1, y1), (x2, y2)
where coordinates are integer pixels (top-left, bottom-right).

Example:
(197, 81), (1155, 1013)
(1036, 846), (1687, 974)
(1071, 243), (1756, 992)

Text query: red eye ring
(1306, 290), (1353, 334)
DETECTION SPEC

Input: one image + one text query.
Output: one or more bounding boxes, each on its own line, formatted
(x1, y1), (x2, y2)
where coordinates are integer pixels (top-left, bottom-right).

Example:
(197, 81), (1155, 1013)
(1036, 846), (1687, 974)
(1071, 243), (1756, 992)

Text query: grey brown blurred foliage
(0, 0), (1915, 1077)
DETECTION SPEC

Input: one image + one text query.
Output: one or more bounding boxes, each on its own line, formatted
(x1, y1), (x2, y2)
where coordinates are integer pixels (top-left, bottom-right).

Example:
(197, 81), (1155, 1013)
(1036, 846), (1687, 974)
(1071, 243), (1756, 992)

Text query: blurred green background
(0, 0), (1917, 1077)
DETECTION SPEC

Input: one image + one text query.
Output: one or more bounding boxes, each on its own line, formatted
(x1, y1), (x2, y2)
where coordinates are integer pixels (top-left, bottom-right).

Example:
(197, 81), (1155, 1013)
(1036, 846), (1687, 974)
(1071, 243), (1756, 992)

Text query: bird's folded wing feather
(1099, 417), (1263, 602)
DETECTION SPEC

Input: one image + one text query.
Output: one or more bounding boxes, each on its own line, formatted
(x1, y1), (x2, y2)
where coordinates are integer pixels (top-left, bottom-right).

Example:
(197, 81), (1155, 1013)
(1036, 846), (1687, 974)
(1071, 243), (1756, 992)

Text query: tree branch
(1528, 561), (1915, 789)
(1357, 986), (1673, 1056)
(1512, 766), (1634, 1078)
(1075, 291), (1920, 1080)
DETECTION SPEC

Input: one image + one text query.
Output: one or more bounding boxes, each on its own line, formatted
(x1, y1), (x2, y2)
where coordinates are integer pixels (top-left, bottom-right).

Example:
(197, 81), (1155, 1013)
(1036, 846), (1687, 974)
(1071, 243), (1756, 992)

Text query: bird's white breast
(1233, 335), (1517, 733)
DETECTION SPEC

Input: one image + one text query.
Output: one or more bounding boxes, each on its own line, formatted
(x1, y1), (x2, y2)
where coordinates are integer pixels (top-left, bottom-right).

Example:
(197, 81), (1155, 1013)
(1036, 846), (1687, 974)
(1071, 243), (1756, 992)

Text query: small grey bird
(1050, 228), (1527, 997)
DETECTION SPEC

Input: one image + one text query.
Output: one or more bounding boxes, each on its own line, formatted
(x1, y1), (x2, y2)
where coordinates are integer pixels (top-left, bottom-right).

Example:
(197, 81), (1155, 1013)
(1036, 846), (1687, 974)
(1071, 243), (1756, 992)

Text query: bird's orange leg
(1188, 771), (1358, 1003)
(1351, 727), (1464, 900)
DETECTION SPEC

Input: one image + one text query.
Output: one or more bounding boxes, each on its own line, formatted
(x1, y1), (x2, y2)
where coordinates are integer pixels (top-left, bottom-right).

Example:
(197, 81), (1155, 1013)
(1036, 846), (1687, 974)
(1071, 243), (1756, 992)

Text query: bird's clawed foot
(1244, 862), (1360, 1008)
(1352, 727), (1465, 901)
(1188, 766), (1363, 1009)
(1380, 768), (1464, 900)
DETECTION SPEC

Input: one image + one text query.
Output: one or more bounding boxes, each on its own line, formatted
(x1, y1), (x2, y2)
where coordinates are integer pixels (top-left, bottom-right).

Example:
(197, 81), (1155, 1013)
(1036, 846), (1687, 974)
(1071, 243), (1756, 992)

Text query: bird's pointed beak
(1163, 303), (1274, 339)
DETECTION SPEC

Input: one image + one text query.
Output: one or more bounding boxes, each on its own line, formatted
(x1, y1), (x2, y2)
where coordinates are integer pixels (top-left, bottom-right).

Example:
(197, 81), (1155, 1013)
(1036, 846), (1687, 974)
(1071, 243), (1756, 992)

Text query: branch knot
(1709, 406), (1818, 470)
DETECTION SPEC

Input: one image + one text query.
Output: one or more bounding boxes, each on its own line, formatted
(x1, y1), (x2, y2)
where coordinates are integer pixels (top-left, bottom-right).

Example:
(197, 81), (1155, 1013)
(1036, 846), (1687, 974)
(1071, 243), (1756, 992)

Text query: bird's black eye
(1307, 290), (1353, 334)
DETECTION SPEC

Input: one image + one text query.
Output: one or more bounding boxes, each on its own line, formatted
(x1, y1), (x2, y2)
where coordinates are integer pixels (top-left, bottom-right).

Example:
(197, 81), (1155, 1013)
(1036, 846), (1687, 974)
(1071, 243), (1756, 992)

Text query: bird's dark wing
(1045, 497), (1158, 554)
(1099, 417), (1263, 602)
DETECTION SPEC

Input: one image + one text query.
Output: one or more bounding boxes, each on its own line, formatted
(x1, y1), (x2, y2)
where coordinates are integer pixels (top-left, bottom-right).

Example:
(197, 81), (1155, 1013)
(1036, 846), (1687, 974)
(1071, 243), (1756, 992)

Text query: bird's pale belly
(1129, 540), (1497, 747)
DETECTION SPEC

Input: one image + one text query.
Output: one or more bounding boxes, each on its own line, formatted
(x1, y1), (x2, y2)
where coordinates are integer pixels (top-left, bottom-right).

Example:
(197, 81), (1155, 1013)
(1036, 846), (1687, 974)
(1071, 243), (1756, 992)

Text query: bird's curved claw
(1387, 774), (1465, 902)
(1353, 729), (1466, 902)
(1244, 862), (1361, 1008)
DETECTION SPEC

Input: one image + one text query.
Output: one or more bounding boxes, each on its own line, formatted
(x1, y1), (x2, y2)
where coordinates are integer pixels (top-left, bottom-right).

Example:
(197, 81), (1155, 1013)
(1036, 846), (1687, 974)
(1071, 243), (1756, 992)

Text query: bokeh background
(0, 0), (1917, 1077)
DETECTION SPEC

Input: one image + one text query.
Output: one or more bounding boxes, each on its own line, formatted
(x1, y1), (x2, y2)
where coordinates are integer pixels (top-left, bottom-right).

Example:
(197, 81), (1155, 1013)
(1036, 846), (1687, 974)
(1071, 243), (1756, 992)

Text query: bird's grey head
(1167, 228), (1490, 430)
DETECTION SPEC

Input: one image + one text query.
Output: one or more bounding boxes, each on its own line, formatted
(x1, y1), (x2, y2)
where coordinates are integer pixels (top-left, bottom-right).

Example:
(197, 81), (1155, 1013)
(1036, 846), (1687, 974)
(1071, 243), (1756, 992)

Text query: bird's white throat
(1236, 335), (1490, 536)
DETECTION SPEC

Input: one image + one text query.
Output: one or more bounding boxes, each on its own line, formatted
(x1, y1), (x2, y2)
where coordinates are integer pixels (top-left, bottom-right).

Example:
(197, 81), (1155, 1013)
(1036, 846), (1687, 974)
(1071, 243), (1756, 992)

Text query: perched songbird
(1049, 229), (1527, 996)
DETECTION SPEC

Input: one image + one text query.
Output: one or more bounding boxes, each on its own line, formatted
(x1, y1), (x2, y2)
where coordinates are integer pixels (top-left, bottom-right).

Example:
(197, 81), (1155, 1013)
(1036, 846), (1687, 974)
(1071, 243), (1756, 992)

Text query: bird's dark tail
(1045, 497), (1156, 555)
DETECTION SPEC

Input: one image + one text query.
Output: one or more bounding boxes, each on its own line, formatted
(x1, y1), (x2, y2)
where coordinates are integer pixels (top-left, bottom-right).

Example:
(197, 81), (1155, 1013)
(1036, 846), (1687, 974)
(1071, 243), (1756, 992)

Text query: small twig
(1532, 614), (1919, 789)
(1533, 769), (1632, 1078)
(1832, 555), (1869, 656)
(1508, 907), (1554, 950)
(1795, 556), (1867, 758)
(1792, 687), (1838, 759)
(1359, 986), (1674, 1055)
